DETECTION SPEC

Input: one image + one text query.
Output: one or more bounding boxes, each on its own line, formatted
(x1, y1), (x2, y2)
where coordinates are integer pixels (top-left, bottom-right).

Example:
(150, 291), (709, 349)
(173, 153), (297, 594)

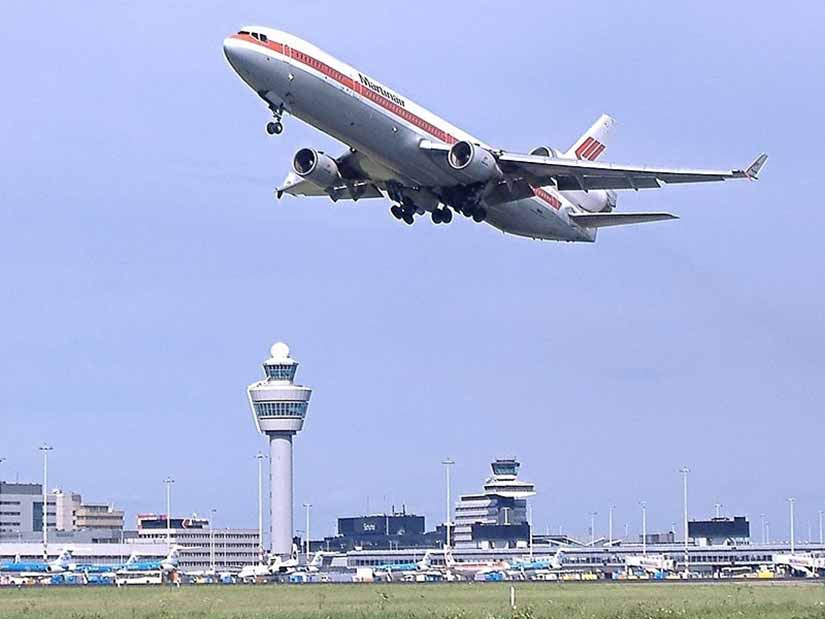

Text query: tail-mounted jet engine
(292, 148), (340, 189)
(529, 146), (562, 158)
(447, 141), (502, 184)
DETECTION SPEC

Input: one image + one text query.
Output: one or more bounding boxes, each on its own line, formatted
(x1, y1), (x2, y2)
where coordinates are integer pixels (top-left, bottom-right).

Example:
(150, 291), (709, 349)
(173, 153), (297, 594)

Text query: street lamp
(714, 503), (722, 518)
(760, 514), (767, 544)
(590, 512), (598, 545)
(788, 498), (796, 554)
(441, 458), (455, 549)
(640, 501), (647, 556)
(303, 503), (312, 561)
(39, 445), (53, 561)
(819, 510), (823, 546)
(210, 508), (217, 573)
(256, 452), (265, 563)
(680, 467), (690, 575)
(163, 477), (174, 550)
(608, 505), (615, 546)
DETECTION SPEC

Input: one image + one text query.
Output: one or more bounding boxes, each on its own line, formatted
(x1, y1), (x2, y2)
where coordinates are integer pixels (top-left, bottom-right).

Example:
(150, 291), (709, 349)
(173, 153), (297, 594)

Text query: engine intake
(529, 146), (561, 158)
(292, 148), (340, 189)
(447, 141), (501, 183)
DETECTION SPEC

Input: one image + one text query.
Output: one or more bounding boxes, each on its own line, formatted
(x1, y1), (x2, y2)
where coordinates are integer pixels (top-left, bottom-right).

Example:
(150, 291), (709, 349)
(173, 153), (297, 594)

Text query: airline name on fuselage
(358, 73), (406, 108)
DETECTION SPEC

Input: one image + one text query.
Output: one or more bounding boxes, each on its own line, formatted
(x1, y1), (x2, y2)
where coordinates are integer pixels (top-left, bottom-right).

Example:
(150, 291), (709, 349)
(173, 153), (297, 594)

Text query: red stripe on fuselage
(234, 34), (559, 209)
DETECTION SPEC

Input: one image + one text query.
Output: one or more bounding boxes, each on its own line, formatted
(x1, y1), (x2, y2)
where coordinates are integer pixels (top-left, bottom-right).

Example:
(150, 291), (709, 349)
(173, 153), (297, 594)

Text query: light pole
(256, 452), (265, 562)
(766, 520), (770, 544)
(760, 514), (767, 544)
(442, 458), (455, 549)
(39, 445), (53, 561)
(680, 467), (689, 575)
(640, 501), (647, 556)
(163, 477), (174, 550)
(788, 498), (796, 554)
(210, 508), (216, 573)
(714, 503), (722, 518)
(303, 503), (312, 561)
(590, 512), (598, 545)
(528, 504), (533, 559)
(819, 510), (823, 545)
(608, 505), (615, 546)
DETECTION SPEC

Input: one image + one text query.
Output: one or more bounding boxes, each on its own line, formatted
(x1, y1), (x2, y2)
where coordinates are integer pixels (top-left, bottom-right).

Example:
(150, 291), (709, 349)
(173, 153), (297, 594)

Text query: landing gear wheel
(472, 208), (487, 223)
(441, 208), (453, 224)
(431, 209), (443, 224)
(266, 121), (284, 135)
(390, 204), (403, 220)
(402, 214), (414, 225)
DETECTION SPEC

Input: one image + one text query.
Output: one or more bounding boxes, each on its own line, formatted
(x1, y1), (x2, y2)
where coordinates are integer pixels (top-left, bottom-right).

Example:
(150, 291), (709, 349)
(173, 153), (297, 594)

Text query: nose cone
(223, 36), (244, 72)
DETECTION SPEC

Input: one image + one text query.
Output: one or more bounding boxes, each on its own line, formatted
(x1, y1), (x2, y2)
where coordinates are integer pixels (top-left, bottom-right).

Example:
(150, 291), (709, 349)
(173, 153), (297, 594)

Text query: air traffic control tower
(247, 343), (312, 557)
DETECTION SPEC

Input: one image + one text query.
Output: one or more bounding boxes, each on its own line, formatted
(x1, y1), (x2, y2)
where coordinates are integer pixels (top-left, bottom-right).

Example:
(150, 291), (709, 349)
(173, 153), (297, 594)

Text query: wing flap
(569, 212), (678, 228)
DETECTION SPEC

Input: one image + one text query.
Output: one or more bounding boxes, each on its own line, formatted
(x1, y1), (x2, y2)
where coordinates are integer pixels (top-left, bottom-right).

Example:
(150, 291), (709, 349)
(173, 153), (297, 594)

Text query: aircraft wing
(276, 149), (383, 201)
(496, 151), (768, 191)
(569, 212), (678, 228)
(418, 141), (767, 192)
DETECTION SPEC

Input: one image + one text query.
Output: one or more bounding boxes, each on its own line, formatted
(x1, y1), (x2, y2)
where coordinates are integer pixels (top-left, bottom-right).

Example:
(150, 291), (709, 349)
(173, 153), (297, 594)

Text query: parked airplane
(773, 554), (825, 577)
(374, 551), (433, 581)
(443, 549), (509, 579)
(237, 544), (301, 581)
(624, 554), (677, 575)
(0, 549), (73, 574)
(510, 550), (564, 573)
(224, 27), (766, 242)
(116, 547), (180, 574)
(72, 552), (139, 575)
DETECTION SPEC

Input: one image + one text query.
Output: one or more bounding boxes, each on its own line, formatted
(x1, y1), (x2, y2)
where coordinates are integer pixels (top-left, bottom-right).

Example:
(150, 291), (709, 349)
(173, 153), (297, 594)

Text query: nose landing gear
(265, 102), (285, 136)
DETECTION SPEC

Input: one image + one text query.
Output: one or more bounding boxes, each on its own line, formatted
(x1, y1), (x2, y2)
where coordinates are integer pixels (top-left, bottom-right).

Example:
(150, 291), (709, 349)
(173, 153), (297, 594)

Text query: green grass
(1, 582), (824, 619)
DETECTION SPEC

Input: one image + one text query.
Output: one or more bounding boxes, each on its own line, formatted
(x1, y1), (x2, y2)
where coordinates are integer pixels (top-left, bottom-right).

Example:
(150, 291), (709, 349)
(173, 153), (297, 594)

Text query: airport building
(131, 515), (260, 570)
(689, 516), (750, 546)
(0, 483), (55, 535)
(247, 343), (313, 558)
(453, 459), (535, 549)
(53, 490), (124, 531)
(325, 509), (444, 551)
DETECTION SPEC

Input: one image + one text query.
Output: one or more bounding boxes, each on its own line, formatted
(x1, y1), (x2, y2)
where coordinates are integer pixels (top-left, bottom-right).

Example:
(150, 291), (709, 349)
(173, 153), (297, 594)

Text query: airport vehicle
(0, 549), (73, 574)
(773, 554), (825, 577)
(224, 27), (766, 242)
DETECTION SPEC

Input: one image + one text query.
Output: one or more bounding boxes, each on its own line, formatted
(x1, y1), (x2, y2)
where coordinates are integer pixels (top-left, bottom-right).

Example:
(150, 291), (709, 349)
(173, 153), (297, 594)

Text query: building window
(263, 364), (297, 381)
(253, 401), (307, 418)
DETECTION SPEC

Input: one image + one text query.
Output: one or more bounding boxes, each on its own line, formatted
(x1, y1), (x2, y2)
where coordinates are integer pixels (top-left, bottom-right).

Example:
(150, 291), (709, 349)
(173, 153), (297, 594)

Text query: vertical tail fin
(566, 114), (616, 161)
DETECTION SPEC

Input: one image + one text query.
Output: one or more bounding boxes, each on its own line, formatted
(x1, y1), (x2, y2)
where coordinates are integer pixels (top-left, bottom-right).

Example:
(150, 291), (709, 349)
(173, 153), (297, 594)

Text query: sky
(1, 1), (823, 545)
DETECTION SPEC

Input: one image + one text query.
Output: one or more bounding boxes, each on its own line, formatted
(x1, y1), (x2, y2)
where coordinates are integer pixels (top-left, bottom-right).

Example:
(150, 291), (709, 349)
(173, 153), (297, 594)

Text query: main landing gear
(390, 202), (416, 225)
(265, 103), (285, 136)
(459, 203), (487, 223)
(431, 207), (453, 224)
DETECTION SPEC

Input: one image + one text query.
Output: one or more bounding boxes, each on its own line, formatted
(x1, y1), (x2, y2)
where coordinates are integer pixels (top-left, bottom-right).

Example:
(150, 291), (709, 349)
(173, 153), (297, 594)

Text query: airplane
(0, 549), (73, 574)
(223, 27), (767, 243)
(624, 554), (677, 576)
(373, 551), (433, 581)
(509, 550), (564, 573)
(237, 544), (301, 581)
(116, 547), (180, 574)
(71, 552), (139, 575)
(773, 553), (825, 578)
(442, 549), (509, 580)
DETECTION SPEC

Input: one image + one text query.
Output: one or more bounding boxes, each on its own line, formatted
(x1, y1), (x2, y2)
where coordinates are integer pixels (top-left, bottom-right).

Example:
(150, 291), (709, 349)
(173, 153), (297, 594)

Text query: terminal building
(453, 459), (535, 549)
(0, 483), (55, 535)
(689, 516), (750, 546)
(325, 509), (444, 551)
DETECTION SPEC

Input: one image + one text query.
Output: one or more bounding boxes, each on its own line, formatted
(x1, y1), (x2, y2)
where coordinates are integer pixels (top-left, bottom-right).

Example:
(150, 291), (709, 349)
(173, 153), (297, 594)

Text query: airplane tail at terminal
(565, 114), (615, 161)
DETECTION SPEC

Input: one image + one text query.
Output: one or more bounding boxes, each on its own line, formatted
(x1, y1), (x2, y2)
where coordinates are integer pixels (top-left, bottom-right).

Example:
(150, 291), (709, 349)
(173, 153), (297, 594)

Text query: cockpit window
(260, 33), (267, 42)
(238, 30), (250, 35)
(251, 32), (260, 40)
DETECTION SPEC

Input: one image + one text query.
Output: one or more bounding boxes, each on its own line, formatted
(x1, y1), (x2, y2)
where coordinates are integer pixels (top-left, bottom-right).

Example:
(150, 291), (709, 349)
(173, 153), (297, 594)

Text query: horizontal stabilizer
(569, 212), (678, 228)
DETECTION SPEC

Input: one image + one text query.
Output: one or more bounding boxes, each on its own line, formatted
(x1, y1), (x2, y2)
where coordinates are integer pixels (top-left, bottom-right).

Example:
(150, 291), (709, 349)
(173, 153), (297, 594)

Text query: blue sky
(1, 1), (823, 544)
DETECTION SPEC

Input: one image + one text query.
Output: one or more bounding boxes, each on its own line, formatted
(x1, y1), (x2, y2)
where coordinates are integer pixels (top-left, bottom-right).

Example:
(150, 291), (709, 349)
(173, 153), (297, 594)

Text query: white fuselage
(223, 28), (596, 242)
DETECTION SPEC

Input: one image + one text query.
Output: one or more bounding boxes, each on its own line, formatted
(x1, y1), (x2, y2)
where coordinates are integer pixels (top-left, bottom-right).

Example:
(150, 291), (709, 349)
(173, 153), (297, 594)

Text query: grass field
(1, 582), (824, 619)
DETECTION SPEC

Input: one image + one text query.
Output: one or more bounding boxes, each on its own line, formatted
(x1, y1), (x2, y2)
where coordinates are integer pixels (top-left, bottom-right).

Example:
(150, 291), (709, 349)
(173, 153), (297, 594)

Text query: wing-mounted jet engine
(292, 148), (341, 189)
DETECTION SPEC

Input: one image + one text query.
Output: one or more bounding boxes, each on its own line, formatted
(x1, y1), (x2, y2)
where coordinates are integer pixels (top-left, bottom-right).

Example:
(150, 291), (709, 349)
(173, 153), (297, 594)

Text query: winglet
(745, 153), (768, 180)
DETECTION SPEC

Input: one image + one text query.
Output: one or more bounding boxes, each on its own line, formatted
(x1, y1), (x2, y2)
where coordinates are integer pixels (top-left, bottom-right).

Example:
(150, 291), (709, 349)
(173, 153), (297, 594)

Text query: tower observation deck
(247, 343), (312, 557)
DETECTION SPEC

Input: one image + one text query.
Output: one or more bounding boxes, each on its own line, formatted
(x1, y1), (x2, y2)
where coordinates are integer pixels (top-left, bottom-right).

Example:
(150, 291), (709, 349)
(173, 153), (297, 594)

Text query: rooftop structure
(453, 459), (536, 549)
(247, 342), (313, 557)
